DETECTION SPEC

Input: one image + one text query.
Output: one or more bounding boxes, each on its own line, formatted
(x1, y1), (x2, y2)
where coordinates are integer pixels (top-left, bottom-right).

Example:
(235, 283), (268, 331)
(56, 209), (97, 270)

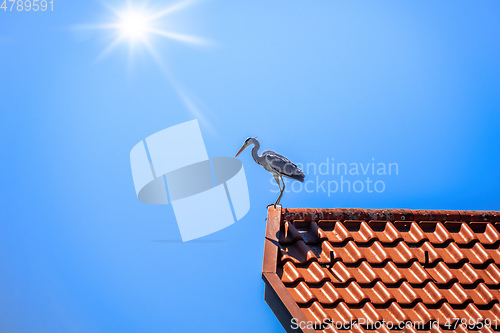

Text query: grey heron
(235, 137), (305, 207)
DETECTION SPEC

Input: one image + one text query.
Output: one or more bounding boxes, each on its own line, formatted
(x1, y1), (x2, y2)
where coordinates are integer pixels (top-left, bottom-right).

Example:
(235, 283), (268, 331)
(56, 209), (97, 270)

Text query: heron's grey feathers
(262, 150), (305, 182)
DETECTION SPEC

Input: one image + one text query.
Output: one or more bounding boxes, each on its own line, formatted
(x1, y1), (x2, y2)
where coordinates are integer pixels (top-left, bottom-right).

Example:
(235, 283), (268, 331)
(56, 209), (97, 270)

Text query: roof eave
(262, 206), (315, 333)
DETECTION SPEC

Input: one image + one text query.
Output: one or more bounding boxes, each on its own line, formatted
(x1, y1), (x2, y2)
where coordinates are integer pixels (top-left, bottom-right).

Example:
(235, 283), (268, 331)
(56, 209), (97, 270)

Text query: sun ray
(146, 0), (199, 21)
(146, 28), (211, 46)
(174, 85), (215, 134)
(139, 36), (178, 84)
(91, 34), (127, 65)
(71, 23), (121, 31)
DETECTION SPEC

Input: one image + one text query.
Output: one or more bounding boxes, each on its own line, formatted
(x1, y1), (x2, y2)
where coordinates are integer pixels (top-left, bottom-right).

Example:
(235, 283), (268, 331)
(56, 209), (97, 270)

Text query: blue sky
(0, 1), (499, 332)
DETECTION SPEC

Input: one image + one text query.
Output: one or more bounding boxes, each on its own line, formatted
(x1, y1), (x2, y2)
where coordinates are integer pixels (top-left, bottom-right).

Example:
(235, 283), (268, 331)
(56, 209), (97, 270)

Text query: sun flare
(118, 11), (149, 40)
(78, 0), (210, 66)
(76, 0), (213, 129)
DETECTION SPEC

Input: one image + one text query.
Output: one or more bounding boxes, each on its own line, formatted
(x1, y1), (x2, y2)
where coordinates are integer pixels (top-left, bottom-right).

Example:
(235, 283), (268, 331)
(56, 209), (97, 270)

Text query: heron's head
(235, 137), (255, 157)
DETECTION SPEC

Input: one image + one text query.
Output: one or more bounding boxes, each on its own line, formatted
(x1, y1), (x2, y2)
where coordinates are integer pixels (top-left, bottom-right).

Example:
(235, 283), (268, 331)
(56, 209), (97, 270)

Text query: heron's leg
(279, 177), (286, 204)
(275, 176), (285, 207)
(268, 174), (282, 208)
(274, 174), (281, 207)
(276, 176), (288, 238)
(275, 174), (282, 192)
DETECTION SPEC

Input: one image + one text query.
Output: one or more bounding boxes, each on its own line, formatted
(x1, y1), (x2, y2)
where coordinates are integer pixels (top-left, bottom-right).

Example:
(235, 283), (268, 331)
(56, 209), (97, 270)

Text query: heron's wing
(262, 150), (292, 164)
(262, 150), (305, 181)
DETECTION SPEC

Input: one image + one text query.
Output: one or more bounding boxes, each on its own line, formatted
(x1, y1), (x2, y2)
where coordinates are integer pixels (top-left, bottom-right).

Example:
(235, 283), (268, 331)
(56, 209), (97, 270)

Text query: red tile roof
(262, 207), (500, 333)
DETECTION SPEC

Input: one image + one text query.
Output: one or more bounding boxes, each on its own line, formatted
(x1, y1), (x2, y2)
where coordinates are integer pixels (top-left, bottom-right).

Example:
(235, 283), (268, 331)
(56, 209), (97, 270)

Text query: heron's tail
(288, 173), (305, 182)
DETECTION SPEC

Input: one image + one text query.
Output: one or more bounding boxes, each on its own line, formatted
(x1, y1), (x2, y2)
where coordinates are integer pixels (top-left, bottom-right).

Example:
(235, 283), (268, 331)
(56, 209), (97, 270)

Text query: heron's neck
(250, 139), (264, 165)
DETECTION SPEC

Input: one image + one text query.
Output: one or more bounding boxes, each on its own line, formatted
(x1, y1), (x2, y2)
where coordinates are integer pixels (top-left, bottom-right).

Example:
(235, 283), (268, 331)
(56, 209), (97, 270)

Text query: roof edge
(262, 206), (315, 333)
(281, 208), (500, 223)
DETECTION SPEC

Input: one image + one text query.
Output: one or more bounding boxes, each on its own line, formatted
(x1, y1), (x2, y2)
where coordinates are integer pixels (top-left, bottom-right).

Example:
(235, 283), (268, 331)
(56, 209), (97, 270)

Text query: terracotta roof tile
(311, 282), (340, 305)
(263, 207), (500, 333)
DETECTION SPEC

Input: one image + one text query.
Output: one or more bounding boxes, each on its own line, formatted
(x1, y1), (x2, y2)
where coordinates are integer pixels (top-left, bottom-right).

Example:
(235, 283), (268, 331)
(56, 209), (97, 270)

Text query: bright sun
(118, 11), (149, 40)
(79, 0), (211, 66)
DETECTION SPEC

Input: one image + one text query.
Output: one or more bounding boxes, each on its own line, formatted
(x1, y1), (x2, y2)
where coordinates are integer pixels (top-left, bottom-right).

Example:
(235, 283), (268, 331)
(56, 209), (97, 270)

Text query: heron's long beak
(235, 145), (246, 157)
